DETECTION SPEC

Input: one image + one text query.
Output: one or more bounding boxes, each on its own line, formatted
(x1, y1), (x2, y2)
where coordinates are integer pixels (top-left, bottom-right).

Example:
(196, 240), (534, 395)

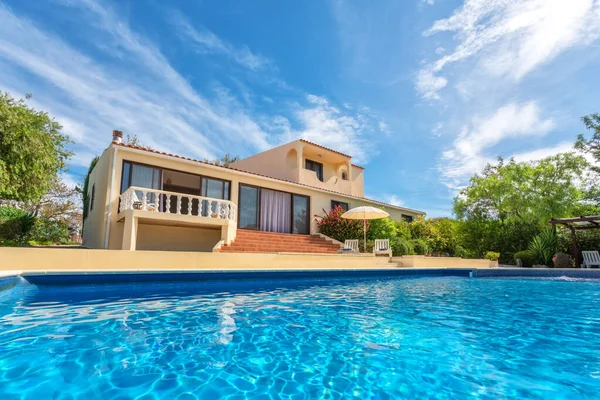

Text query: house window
(90, 184), (95, 211)
(201, 177), (230, 200)
(305, 159), (324, 182)
(331, 200), (349, 212)
(238, 184), (310, 234)
(341, 171), (348, 180)
(402, 215), (414, 223)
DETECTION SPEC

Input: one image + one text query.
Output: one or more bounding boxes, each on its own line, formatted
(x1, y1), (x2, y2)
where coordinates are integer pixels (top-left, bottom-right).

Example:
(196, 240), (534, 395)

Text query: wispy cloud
(293, 94), (381, 164)
(418, 0), (600, 99)
(170, 11), (271, 71)
(440, 101), (555, 188)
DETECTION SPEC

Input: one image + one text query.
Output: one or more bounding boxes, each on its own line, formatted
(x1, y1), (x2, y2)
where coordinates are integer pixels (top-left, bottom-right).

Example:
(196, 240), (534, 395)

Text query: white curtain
(260, 189), (291, 233)
(131, 164), (161, 204)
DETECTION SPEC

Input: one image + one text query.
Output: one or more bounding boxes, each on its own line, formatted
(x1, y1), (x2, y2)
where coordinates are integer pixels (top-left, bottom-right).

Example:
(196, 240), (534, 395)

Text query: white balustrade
(119, 186), (237, 221)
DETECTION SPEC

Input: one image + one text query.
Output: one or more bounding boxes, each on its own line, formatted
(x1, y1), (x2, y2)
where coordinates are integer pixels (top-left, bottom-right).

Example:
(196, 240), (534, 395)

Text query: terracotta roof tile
(112, 141), (424, 214)
(299, 139), (352, 158)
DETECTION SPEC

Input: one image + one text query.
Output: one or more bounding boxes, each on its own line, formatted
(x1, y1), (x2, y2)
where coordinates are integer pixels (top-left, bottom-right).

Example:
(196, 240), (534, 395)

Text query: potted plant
(484, 251), (500, 268)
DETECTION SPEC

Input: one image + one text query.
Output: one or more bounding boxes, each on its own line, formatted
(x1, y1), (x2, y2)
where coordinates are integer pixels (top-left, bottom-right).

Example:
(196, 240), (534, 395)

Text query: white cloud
(170, 11), (271, 71)
(294, 95), (379, 164)
(415, 68), (447, 100)
(381, 195), (405, 207)
(511, 142), (574, 163)
(418, 0), (600, 99)
(440, 101), (555, 187)
(0, 1), (285, 167)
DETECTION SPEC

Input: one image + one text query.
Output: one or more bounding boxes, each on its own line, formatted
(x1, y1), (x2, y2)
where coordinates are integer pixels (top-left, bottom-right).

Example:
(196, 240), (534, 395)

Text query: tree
(205, 153), (240, 167)
(575, 113), (600, 173)
(453, 153), (592, 262)
(454, 153), (588, 224)
(0, 92), (72, 202)
(575, 113), (600, 204)
(28, 179), (82, 221)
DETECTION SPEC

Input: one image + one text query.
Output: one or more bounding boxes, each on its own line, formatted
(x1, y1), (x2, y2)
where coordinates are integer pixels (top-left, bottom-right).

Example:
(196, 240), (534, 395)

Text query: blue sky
(1, 0), (599, 216)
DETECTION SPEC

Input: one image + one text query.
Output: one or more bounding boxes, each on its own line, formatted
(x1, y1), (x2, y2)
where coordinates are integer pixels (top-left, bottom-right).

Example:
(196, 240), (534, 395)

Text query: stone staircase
(219, 230), (343, 254)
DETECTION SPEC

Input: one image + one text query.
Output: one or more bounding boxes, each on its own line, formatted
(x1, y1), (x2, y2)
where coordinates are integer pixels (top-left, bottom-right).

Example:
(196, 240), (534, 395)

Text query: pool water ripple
(1, 276), (599, 399)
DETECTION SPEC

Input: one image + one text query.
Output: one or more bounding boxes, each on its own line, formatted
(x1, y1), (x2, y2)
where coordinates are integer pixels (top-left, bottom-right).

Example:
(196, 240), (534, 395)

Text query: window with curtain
(260, 189), (292, 233)
(331, 200), (349, 212)
(305, 159), (324, 181)
(121, 161), (162, 208)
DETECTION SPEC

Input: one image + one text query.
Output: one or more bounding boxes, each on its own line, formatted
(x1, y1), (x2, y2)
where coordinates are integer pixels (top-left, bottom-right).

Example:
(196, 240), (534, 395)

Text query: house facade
(83, 131), (425, 252)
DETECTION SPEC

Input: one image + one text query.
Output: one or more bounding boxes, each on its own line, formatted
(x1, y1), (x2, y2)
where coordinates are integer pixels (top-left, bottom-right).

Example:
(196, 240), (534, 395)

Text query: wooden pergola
(550, 216), (600, 268)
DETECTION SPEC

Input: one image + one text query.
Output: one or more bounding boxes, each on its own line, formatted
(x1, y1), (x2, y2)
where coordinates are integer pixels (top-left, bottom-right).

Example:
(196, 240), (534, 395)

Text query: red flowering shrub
(315, 206), (366, 242)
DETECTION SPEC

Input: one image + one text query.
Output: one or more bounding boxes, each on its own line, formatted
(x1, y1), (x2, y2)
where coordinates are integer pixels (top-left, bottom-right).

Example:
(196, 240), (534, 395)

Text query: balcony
(117, 187), (237, 250)
(119, 186), (236, 220)
(300, 169), (352, 195)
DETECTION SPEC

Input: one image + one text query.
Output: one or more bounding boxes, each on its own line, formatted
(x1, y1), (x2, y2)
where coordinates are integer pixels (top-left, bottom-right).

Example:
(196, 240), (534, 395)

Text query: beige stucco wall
(230, 142), (300, 182)
(0, 248), (389, 271)
(84, 143), (424, 251)
(351, 166), (365, 197)
(393, 256), (493, 268)
(82, 147), (112, 250)
(137, 225), (221, 252)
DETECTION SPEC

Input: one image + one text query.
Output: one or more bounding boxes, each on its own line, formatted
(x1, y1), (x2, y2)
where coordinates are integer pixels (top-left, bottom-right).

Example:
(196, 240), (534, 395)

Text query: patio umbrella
(341, 206), (390, 252)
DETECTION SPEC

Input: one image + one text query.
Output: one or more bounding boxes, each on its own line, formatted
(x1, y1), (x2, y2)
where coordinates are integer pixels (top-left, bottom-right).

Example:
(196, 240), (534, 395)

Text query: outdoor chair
(344, 239), (360, 253)
(373, 239), (392, 257)
(582, 251), (600, 268)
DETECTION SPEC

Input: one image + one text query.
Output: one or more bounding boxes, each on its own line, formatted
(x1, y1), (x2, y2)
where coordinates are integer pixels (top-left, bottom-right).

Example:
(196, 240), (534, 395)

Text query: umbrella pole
(363, 218), (366, 253)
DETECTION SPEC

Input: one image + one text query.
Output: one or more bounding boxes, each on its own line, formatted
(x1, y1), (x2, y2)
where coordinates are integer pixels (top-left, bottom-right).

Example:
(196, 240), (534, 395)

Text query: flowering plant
(315, 206), (366, 242)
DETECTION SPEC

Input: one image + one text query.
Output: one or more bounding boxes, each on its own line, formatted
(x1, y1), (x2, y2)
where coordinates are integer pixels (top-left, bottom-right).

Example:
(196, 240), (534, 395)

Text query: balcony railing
(119, 186), (237, 221)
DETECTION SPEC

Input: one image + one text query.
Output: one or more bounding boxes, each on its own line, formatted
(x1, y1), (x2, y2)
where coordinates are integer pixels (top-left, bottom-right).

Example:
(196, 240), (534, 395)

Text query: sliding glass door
(239, 185), (260, 230)
(260, 189), (292, 233)
(238, 184), (310, 234)
(292, 194), (309, 234)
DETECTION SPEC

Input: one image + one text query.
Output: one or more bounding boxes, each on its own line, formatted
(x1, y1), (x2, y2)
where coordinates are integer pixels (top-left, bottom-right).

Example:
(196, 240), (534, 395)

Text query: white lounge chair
(344, 239), (360, 253)
(373, 239), (392, 257)
(582, 251), (600, 268)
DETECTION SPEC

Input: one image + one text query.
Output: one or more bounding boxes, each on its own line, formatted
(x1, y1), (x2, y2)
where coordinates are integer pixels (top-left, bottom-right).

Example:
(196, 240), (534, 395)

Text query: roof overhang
(111, 142), (426, 215)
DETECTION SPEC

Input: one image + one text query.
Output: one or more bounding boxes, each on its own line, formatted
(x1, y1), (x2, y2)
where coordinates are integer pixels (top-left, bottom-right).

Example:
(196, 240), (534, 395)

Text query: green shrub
(552, 252), (573, 268)
(484, 251), (500, 261)
(529, 228), (558, 266)
(367, 216), (397, 241)
(391, 237), (414, 256)
(410, 238), (431, 255)
(454, 245), (476, 259)
(514, 250), (536, 267)
(27, 218), (70, 244)
(0, 206), (35, 241)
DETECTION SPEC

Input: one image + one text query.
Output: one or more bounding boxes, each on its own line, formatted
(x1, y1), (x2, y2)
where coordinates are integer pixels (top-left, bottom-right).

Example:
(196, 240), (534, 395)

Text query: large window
(239, 185), (259, 230)
(238, 184), (310, 234)
(305, 159), (324, 182)
(120, 161), (231, 215)
(292, 195), (310, 234)
(331, 200), (349, 212)
(202, 177), (230, 200)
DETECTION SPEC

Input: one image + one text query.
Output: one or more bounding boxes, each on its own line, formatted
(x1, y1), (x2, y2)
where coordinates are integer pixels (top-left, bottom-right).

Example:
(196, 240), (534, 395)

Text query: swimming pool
(1, 273), (599, 399)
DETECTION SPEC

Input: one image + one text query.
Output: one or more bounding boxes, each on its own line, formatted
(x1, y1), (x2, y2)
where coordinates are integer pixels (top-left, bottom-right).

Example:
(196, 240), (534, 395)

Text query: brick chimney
(112, 130), (123, 144)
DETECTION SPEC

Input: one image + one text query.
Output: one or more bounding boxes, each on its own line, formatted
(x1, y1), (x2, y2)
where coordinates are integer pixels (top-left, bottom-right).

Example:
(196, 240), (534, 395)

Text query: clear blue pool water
(1, 275), (599, 399)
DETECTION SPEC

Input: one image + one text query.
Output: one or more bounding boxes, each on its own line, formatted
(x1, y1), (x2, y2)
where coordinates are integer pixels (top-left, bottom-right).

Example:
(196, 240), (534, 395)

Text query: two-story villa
(83, 131), (424, 253)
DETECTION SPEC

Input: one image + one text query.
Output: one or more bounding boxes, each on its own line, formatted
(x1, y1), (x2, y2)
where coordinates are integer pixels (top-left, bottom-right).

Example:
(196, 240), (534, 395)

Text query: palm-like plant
(528, 228), (558, 266)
